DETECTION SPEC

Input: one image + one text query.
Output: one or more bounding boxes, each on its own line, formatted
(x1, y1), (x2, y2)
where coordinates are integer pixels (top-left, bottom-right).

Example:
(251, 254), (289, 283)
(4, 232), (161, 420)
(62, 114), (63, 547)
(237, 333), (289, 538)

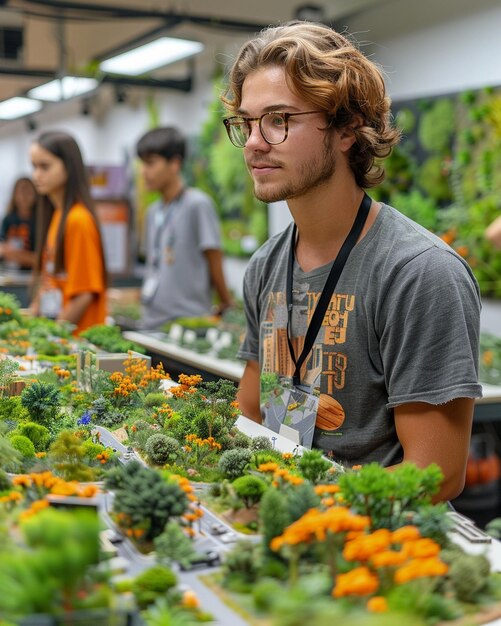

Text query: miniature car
(103, 528), (124, 544)
(210, 523), (228, 535)
(219, 531), (238, 544)
(179, 550), (221, 571)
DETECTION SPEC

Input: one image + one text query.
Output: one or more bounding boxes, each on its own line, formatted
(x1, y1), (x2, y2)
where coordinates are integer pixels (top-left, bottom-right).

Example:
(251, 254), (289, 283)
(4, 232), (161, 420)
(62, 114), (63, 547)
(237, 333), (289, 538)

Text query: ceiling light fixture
(27, 76), (99, 102)
(0, 97), (42, 120)
(99, 36), (204, 76)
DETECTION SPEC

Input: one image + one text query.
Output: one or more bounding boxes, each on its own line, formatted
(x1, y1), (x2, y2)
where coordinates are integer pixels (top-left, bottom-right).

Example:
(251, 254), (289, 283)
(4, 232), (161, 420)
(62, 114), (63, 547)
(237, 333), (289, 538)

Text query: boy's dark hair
(136, 127), (186, 163)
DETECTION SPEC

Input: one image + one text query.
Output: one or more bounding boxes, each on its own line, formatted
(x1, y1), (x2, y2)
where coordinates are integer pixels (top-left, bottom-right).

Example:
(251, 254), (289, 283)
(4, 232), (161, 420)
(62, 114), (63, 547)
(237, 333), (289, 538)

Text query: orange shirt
(43, 203), (106, 334)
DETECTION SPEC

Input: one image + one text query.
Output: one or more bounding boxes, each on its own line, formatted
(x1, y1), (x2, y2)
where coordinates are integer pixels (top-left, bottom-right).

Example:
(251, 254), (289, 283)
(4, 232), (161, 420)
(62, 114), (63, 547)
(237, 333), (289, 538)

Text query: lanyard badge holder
(141, 190), (184, 305)
(262, 193), (372, 449)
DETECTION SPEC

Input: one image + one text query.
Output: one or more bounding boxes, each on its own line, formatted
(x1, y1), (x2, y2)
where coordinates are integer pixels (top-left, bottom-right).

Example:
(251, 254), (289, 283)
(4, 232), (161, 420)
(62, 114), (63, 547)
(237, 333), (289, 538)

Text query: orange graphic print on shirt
(260, 289), (355, 431)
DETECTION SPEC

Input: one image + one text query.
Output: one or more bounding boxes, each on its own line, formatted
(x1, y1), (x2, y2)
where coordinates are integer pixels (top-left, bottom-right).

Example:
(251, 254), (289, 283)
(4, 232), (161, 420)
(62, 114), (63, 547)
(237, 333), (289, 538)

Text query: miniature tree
(180, 379), (238, 439)
(0, 357), (20, 397)
(232, 475), (268, 508)
(259, 487), (291, 554)
(222, 540), (263, 587)
(0, 508), (101, 618)
(286, 481), (321, 522)
(104, 461), (188, 541)
(298, 449), (333, 484)
(154, 522), (197, 569)
(48, 430), (95, 481)
(338, 462), (443, 530)
(20, 381), (61, 429)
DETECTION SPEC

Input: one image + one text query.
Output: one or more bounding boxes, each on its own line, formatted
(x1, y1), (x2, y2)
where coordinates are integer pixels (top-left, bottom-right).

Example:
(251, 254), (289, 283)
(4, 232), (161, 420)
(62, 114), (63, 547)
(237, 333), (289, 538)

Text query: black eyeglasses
(223, 110), (323, 148)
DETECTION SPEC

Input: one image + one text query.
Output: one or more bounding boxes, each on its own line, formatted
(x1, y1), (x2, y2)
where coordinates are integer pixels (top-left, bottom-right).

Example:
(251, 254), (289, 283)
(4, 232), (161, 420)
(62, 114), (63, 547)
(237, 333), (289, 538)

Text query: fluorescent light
(0, 97), (42, 120)
(28, 76), (98, 102)
(100, 36), (204, 76)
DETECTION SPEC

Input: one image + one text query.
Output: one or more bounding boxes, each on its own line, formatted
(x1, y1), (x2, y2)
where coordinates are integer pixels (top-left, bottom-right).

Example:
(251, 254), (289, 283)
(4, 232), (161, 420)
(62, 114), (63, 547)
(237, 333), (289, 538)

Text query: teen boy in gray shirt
(137, 127), (233, 330)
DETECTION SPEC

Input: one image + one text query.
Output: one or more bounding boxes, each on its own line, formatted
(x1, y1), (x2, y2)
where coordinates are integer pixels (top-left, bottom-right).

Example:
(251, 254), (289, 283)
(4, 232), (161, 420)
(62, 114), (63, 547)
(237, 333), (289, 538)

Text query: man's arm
(204, 248), (234, 312)
(236, 360), (261, 423)
(393, 398), (474, 502)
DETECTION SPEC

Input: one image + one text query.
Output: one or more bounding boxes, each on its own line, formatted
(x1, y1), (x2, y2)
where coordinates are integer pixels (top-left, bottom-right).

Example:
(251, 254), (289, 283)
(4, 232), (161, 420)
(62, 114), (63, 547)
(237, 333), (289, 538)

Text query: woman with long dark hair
(30, 130), (107, 333)
(0, 176), (38, 270)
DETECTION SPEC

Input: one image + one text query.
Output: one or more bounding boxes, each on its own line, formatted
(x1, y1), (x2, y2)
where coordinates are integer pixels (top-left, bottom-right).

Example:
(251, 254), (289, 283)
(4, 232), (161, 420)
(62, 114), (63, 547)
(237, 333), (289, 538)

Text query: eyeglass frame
(223, 110), (324, 148)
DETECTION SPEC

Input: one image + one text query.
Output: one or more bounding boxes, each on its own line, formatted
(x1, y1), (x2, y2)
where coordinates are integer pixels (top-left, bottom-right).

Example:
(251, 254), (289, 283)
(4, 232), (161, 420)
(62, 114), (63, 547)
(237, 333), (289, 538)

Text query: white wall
(347, 0), (501, 101)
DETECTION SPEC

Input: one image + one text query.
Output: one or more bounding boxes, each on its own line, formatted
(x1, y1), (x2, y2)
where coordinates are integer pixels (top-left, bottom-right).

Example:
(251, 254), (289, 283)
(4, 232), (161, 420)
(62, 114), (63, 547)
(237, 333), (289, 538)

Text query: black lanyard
(286, 192), (372, 386)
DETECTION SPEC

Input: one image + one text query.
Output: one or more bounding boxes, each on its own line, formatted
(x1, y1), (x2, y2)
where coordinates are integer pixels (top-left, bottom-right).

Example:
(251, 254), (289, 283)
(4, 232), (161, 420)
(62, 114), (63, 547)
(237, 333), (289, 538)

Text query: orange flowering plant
(252, 463), (501, 625)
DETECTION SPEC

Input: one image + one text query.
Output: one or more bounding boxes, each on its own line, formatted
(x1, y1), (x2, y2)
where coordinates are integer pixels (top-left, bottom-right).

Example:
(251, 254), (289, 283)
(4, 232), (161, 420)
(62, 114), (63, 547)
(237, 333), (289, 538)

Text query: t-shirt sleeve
(191, 194), (221, 251)
(64, 210), (105, 298)
(378, 247), (482, 407)
(237, 259), (261, 363)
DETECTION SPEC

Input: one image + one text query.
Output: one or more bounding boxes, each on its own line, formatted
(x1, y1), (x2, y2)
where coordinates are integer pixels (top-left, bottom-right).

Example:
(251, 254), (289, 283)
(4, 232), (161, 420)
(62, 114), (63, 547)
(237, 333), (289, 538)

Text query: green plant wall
(373, 86), (501, 298)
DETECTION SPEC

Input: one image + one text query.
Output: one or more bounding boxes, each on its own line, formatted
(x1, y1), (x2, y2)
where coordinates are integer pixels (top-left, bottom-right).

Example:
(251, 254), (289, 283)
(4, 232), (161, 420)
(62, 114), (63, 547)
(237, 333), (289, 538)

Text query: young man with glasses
(222, 21), (481, 502)
(136, 127), (233, 330)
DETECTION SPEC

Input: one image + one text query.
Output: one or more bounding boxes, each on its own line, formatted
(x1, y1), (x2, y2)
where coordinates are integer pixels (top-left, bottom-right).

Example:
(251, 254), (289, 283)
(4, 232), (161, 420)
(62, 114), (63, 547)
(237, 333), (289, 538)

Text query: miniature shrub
(9, 434), (36, 458)
(232, 475), (268, 508)
(0, 396), (28, 423)
(144, 392), (167, 408)
(286, 481), (321, 522)
(252, 578), (283, 612)
(132, 564), (177, 609)
(0, 291), (22, 324)
(232, 431), (252, 448)
(447, 553), (491, 603)
(298, 449), (332, 484)
(17, 422), (51, 452)
(218, 448), (252, 479)
(222, 540), (263, 587)
(20, 381), (61, 426)
(145, 433), (180, 465)
(251, 435), (274, 451)
(259, 487), (291, 553)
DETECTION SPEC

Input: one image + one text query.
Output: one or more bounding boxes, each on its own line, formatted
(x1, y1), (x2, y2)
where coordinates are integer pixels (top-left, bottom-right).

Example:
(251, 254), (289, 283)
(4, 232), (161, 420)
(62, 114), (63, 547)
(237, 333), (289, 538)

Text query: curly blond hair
(222, 21), (401, 188)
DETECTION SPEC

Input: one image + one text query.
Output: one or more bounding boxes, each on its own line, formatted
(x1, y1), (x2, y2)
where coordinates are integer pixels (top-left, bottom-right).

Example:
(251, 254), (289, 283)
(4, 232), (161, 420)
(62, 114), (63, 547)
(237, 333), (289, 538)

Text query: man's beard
(252, 140), (336, 203)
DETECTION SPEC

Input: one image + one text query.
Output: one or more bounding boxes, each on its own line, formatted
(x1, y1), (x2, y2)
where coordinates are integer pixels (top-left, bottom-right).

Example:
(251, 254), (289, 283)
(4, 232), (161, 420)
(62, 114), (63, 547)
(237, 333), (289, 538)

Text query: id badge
(141, 275), (159, 304)
(40, 288), (63, 320)
(262, 377), (319, 449)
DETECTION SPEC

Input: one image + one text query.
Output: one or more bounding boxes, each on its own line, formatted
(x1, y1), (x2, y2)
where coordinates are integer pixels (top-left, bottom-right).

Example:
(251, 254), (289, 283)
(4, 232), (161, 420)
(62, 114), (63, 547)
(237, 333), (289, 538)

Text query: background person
(223, 21), (481, 502)
(486, 215), (501, 249)
(136, 126), (233, 331)
(30, 130), (107, 334)
(0, 177), (38, 270)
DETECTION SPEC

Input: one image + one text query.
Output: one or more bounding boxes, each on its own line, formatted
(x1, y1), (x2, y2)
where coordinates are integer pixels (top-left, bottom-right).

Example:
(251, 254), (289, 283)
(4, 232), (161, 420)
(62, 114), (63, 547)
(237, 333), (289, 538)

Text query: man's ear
(338, 114), (364, 152)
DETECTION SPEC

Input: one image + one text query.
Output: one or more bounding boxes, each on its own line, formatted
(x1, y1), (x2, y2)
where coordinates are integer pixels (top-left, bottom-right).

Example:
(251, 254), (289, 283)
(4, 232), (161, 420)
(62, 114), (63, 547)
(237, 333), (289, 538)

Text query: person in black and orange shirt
(0, 177), (38, 270)
(29, 131), (107, 334)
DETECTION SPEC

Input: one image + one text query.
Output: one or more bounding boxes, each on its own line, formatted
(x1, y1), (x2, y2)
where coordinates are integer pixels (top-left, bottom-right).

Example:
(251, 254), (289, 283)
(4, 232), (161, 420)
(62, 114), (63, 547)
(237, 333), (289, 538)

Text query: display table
(126, 330), (501, 422)
(123, 330), (244, 382)
(475, 383), (501, 421)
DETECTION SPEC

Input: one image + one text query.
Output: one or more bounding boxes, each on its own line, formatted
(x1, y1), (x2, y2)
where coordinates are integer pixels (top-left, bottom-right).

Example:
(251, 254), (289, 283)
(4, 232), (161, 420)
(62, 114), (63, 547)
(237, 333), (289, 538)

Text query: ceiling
(0, 0), (393, 104)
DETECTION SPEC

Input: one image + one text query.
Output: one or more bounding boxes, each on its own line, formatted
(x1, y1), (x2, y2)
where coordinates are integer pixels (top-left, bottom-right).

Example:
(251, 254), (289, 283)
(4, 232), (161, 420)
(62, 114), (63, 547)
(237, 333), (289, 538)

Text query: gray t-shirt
(238, 203), (482, 467)
(140, 187), (222, 330)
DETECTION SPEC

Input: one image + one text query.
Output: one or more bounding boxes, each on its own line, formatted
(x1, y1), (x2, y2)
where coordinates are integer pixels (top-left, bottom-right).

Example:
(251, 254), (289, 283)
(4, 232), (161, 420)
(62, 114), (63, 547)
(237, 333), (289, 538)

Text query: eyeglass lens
(229, 112), (287, 147)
